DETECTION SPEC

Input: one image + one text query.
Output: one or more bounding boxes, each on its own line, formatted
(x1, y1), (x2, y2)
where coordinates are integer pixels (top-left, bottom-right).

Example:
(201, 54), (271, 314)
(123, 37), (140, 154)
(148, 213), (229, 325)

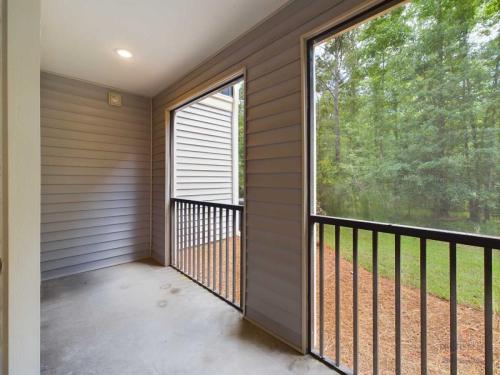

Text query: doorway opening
(307, 1), (499, 374)
(170, 77), (246, 310)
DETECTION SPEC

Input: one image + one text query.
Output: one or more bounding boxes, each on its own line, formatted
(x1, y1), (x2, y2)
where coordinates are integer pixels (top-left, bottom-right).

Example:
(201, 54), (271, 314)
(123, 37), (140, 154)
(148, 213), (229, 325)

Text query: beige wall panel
(41, 72), (151, 280)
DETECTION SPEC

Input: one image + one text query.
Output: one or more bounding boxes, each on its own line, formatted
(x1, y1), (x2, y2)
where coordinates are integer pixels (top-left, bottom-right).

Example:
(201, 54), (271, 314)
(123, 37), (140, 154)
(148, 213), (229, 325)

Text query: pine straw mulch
(315, 244), (500, 375)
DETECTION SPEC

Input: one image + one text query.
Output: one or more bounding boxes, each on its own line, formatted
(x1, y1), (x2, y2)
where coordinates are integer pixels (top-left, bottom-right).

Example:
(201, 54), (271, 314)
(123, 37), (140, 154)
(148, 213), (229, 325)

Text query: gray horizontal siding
(152, 0), (378, 350)
(41, 72), (152, 280)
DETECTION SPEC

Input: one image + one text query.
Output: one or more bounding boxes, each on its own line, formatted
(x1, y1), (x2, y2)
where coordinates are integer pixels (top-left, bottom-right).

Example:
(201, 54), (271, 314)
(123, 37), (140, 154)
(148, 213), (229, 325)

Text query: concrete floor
(41, 260), (335, 375)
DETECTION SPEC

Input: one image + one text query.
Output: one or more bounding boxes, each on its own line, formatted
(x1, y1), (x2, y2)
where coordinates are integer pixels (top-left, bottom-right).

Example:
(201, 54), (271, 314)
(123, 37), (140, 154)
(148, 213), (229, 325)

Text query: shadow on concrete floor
(41, 260), (335, 375)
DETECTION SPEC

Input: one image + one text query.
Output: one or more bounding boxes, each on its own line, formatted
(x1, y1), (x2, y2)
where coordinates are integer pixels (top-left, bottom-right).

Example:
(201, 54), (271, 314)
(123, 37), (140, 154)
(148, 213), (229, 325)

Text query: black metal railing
(309, 214), (499, 375)
(171, 198), (244, 310)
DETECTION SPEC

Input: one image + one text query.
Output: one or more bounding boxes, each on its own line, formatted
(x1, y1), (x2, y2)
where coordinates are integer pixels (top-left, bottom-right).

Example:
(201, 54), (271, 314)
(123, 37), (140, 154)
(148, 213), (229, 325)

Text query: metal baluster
(187, 204), (191, 275)
(450, 242), (457, 375)
(239, 209), (244, 308)
(191, 203), (194, 277)
(373, 231), (379, 375)
(184, 202), (188, 273)
(176, 202), (179, 267)
(178, 202), (182, 270)
(353, 228), (359, 373)
(202, 205), (206, 285)
(219, 207), (222, 293)
(319, 223), (325, 358)
(395, 234), (402, 375)
(309, 220), (316, 352)
(484, 247), (493, 375)
(335, 225), (341, 365)
(194, 204), (198, 279)
(193, 204), (196, 279)
(212, 206), (216, 291)
(420, 238), (427, 375)
(188, 203), (193, 275)
(226, 208), (229, 299)
(232, 209), (236, 303)
(197, 204), (201, 280)
(207, 206), (211, 289)
(182, 202), (186, 272)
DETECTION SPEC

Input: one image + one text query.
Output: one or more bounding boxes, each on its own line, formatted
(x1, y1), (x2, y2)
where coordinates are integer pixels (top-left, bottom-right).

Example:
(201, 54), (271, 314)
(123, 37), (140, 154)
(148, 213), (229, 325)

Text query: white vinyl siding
(174, 93), (236, 205)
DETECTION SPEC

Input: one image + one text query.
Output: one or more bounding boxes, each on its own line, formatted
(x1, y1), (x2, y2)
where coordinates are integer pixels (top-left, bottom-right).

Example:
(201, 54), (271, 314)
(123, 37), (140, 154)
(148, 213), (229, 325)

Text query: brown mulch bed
(315, 245), (500, 374)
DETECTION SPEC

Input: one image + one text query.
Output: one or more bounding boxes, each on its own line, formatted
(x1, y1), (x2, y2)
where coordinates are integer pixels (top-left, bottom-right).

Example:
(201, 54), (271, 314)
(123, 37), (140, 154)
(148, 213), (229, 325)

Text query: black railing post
(319, 223), (325, 358)
(219, 207), (222, 293)
(334, 224), (341, 365)
(202, 205), (206, 284)
(232, 209), (236, 304)
(353, 228), (359, 374)
(207, 206), (211, 289)
(373, 231), (379, 375)
(177, 201), (180, 269)
(212, 206), (216, 291)
(182, 202), (186, 272)
(197, 203), (202, 281)
(450, 242), (457, 375)
(395, 234), (402, 375)
(191, 203), (195, 277)
(484, 247), (493, 375)
(239, 209), (244, 309)
(194, 203), (198, 278)
(420, 238), (427, 375)
(226, 208), (229, 299)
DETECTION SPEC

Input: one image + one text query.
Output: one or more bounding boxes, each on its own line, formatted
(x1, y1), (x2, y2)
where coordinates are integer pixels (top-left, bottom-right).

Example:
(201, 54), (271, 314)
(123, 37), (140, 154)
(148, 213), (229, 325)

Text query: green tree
(314, 0), (499, 235)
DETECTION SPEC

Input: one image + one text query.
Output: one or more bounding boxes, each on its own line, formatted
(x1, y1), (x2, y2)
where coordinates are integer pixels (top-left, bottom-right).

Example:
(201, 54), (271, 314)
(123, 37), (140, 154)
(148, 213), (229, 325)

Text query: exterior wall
(0, 0), (4, 367)
(152, 102), (166, 264)
(4, 0), (41, 373)
(174, 93), (235, 204)
(152, 0), (383, 350)
(41, 72), (152, 280)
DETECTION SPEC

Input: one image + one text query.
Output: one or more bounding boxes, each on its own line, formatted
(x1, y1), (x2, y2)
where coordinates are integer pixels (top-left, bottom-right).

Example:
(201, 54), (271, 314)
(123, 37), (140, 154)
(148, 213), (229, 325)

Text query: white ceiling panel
(41, 0), (290, 96)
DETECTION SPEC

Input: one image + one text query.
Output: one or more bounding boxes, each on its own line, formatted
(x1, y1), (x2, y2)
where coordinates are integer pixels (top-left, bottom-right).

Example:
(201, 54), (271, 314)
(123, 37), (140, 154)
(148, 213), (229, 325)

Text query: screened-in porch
(1, 0), (498, 374)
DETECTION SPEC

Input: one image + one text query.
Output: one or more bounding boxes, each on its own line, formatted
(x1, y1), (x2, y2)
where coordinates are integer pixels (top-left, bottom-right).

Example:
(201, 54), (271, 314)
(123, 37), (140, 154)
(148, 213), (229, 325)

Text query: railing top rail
(310, 214), (500, 249)
(172, 197), (243, 211)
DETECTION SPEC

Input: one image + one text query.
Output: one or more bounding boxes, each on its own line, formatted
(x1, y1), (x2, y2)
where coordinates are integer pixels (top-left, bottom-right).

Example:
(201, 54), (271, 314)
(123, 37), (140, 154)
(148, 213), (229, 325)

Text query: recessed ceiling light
(115, 49), (133, 59)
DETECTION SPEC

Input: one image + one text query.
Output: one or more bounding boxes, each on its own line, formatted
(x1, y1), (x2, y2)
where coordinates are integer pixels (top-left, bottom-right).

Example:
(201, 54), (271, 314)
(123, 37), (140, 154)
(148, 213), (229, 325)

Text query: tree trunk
(333, 77), (341, 163)
(469, 199), (481, 223)
(434, 1), (449, 218)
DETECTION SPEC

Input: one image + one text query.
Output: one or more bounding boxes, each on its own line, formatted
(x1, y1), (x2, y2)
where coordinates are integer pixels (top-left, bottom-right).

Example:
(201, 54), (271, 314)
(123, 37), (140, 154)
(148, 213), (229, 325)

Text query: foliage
(314, 0), (500, 235)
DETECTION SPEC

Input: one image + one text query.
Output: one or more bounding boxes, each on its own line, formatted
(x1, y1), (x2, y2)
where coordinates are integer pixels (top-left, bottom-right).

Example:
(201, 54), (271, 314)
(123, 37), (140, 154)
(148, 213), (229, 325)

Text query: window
(170, 77), (246, 308)
(308, 1), (499, 374)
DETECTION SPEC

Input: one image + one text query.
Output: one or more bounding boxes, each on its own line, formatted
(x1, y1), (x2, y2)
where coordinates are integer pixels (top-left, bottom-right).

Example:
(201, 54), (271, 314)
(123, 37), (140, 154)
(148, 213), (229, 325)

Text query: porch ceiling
(41, 0), (290, 96)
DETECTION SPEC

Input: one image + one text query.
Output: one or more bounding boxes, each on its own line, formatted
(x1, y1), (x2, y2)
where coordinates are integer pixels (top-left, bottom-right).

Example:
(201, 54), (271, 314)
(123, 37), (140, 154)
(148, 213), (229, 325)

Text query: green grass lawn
(322, 227), (500, 312)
